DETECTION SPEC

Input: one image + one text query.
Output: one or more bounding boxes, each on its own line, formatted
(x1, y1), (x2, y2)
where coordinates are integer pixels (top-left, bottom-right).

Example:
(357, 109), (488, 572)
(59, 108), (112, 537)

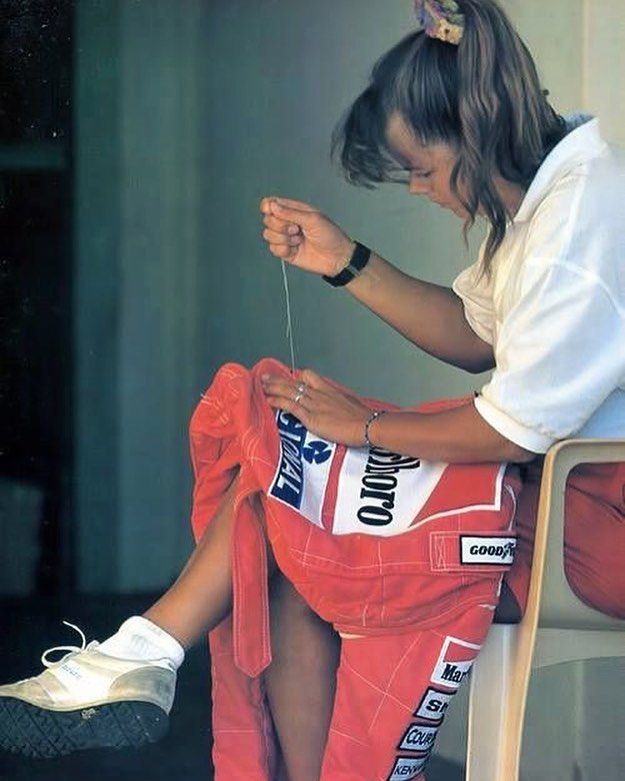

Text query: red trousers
(190, 360), (521, 780)
(208, 602), (495, 781)
(506, 458), (625, 619)
(189, 359), (624, 779)
(319, 604), (495, 780)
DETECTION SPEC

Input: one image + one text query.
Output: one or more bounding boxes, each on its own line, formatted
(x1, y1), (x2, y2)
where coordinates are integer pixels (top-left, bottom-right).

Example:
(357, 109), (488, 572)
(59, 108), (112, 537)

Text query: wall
(75, 0), (207, 591)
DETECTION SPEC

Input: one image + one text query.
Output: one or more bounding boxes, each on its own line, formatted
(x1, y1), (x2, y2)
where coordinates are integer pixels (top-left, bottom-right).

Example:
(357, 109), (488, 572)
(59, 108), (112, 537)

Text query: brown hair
(331, 0), (567, 274)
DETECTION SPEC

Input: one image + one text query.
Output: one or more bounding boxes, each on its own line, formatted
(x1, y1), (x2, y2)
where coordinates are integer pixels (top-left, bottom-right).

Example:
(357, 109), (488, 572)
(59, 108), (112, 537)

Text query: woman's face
(385, 113), (468, 218)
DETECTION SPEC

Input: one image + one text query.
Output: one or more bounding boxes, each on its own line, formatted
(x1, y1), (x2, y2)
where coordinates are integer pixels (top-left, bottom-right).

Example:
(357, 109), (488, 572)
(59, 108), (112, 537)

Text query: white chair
(465, 438), (625, 781)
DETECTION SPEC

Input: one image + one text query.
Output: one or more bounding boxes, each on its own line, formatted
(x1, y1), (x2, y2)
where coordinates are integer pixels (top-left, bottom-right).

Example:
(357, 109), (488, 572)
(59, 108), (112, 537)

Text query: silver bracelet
(364, 409), (387, 447)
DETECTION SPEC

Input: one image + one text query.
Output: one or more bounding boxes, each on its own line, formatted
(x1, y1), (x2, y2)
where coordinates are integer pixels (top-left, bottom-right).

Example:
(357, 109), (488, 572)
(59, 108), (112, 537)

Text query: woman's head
(331, 0), (567, 272)
(385, 114), (468, 218)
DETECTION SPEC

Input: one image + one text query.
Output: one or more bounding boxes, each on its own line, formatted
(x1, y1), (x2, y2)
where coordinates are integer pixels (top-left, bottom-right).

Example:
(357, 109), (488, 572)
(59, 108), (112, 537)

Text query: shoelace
(41, 621), (98, 668)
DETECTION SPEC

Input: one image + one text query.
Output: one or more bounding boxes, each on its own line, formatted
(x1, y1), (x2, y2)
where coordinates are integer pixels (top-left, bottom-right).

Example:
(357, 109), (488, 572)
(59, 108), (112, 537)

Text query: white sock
(98, 616), (185, 670)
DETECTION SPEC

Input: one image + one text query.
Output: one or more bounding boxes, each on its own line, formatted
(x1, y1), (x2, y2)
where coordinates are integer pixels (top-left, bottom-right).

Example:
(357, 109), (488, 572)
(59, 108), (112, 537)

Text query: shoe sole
(0, 698), (169, 758)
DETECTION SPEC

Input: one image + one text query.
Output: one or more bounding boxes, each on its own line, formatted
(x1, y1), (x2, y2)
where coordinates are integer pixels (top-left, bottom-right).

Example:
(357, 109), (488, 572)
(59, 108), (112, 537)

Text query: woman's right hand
(259, 196), (355, 277)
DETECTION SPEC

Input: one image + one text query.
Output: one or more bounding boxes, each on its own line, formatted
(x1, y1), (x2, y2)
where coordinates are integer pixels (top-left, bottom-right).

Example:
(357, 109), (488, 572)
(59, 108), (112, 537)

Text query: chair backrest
(533, 439), (625, 630)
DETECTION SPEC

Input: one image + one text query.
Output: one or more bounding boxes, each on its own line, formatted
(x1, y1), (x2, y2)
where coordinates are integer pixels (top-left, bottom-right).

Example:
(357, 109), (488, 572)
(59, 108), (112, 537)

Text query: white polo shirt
(453, 115), (625, 453)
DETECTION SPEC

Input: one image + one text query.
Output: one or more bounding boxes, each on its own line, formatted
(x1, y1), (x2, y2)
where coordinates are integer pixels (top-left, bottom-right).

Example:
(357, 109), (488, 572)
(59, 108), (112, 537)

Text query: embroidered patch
(332, 445), (445, 536)
(459, 535), (516, 565)
(268, 410), (336, 527)
(413, 687), (455, 723)
(430, 635), (480, 690)
(397, 723), (438, 753)
(387, 755), (429, 780)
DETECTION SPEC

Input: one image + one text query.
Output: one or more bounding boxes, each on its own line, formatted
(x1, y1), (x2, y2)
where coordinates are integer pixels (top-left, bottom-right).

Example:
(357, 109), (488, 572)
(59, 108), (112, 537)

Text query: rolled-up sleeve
(475, 259), (625, 453)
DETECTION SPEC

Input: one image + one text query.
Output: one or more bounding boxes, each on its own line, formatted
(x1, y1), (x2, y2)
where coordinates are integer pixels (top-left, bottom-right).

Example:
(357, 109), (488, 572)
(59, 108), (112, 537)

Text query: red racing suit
(189, 359), (521, 780)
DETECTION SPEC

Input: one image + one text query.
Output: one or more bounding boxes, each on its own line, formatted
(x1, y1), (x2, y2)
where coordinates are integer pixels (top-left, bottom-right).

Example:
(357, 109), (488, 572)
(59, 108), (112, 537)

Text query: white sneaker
(0, 622), (176, 758)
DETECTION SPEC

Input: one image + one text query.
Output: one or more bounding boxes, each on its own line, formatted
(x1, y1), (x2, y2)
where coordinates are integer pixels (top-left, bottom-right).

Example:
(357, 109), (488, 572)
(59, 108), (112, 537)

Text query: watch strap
(323, 241), (371, 287)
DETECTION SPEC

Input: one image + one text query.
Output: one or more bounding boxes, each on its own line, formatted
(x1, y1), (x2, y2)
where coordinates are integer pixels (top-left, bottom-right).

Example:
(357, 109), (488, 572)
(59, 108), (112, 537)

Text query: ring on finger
(296, 382), (307, 394)
(294, 391), (305, 405)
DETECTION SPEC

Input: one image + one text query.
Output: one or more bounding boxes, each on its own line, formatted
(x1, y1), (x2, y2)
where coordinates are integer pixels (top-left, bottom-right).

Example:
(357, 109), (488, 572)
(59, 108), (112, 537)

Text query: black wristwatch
(322, 241), (372, 287)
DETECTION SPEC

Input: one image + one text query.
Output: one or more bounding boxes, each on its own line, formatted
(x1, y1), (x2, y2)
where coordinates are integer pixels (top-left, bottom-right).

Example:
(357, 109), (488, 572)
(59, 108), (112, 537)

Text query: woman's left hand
(261, 369), (373, 447)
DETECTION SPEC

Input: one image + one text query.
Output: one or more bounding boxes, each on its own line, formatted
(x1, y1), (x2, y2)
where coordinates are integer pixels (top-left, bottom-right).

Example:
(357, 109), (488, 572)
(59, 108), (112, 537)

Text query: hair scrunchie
(414, 0), (465, 45)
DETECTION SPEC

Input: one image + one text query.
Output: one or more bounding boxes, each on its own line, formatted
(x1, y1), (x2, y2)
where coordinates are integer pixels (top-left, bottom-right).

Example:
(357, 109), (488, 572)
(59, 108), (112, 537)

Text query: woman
(2, 1), (624, 780)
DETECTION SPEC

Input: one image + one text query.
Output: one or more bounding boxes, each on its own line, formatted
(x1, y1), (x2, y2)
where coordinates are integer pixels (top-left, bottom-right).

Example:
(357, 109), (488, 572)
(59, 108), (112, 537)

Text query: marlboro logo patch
(430, 635), (480, 690)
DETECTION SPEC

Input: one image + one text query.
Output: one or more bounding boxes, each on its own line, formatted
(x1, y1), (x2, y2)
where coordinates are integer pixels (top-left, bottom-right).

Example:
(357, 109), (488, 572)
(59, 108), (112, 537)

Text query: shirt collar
(513, 114), (608, 223)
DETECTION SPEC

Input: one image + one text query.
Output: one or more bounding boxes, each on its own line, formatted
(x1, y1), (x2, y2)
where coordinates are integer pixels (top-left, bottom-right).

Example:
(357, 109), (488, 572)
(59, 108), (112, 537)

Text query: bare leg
(265, 572), (341, 781)
(143, 472), (242, 647)
(144, 475), (340, 780)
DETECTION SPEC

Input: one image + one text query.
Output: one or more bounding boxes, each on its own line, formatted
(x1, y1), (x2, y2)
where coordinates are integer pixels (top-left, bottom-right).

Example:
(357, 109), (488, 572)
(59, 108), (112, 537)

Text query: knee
(268, 572), (340, 665)
(269, 571), (314, 621)
(565, 565), (625, 620)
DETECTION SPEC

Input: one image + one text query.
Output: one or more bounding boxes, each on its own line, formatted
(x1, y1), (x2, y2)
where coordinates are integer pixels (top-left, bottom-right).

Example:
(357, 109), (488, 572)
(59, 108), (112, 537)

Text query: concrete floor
(0, 595), (464, 780)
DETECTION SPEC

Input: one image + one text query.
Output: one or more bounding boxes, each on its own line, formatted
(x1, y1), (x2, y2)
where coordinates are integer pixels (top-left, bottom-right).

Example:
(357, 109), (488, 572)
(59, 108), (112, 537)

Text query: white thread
(280, 260), (296, 373)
